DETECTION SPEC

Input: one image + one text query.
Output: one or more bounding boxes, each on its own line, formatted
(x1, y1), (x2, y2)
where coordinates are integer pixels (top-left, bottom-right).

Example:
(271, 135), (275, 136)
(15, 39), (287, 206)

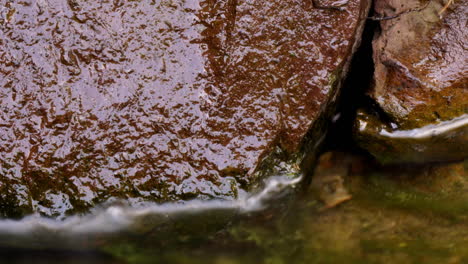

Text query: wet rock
(355, 0), (468, 163)
(355, 109), (467, 164)
(310, 152), (353, 209)
(0, 0), (370, 218)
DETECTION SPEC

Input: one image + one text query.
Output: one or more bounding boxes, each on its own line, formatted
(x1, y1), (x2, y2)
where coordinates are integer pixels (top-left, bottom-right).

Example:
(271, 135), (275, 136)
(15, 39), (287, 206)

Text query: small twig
(368, 0), (431, 21)
(438, 0), (454, 15)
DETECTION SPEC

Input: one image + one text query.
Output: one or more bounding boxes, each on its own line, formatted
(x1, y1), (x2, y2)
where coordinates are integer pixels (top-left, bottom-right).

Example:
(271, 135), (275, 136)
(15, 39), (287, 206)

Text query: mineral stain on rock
(0, 0), (369, 218)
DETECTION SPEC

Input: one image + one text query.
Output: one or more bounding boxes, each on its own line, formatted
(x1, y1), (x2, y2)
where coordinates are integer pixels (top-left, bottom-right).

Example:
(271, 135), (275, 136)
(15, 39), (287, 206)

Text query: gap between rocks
(323, 3), (384, 154)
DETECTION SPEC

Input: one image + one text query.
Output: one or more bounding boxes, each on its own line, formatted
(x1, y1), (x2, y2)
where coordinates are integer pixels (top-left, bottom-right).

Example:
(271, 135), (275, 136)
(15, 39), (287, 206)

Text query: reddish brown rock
(0, 0), (369, 218)
(355, 0), (467, 163)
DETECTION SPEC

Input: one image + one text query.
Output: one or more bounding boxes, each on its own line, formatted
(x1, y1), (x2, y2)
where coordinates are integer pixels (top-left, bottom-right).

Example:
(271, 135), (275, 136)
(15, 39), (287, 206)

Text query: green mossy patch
(354, 109), (468, 163)
(101, 156), (468, 264)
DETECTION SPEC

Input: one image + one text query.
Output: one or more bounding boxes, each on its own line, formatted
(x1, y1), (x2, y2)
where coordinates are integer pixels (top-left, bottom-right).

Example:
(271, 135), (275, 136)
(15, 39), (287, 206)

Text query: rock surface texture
(356, 0), (468, 163)
(0, 0), (369, 218)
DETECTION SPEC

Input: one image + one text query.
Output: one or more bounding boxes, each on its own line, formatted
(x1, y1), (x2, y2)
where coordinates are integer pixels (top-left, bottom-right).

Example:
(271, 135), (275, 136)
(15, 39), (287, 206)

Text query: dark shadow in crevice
(323, 14), (379, 154)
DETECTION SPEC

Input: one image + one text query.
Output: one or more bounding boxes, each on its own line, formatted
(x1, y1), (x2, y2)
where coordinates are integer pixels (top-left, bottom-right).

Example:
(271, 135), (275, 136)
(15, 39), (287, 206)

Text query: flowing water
(1, 2), (466, 263)
(0, 153), (466, 264)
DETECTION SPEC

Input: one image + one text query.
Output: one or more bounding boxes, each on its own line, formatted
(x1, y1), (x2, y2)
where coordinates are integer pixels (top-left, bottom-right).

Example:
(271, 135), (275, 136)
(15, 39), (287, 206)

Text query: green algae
(97, 156), (468, 264)
(356, 174), (468, 222)
(354, 109), (468, 163)
(0, 154), (465, 264)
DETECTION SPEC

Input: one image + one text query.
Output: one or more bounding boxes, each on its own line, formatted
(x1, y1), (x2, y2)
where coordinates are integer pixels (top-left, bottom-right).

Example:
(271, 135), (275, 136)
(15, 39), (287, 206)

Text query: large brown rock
(0, 0), (369, 218)
(355, 0), (468, 163)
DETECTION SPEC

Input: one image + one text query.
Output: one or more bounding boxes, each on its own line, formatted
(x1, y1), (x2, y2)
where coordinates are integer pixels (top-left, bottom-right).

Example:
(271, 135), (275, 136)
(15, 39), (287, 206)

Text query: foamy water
(0, 175), (302, 238)
(380, 114), (468, 139)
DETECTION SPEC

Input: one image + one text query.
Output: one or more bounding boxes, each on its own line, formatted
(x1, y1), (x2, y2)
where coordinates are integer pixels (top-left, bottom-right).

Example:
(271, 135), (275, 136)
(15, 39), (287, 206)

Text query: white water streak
(0, 175), (302, 235)
(380, 114), (467, 139)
